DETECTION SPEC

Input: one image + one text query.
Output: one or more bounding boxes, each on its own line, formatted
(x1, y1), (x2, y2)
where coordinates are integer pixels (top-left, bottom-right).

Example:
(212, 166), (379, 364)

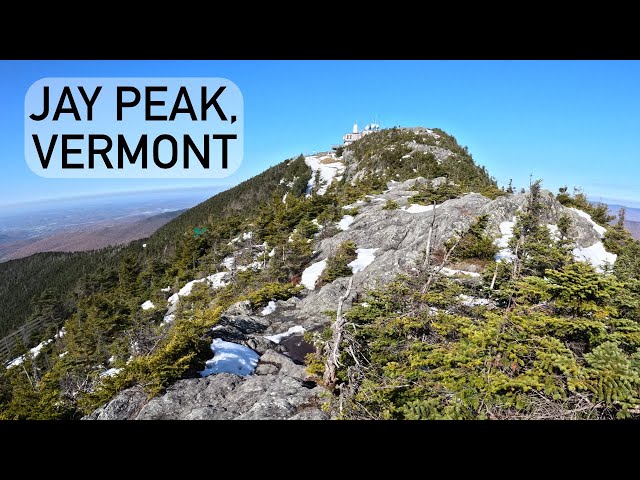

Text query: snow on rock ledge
(401, 204), (438, 214)
(338, 215), (355, 231)
(199, 339), (259, 377)
(304, 154), (345, 196)
(573, 242), (617, 272)
(349, 248), (378, 273)
(141, 300), (155, 310)
(301, 259), (327, 290)
(570, 208), (607, 236)
(261, 300), (277, 316)
(264, 325), (305, 344)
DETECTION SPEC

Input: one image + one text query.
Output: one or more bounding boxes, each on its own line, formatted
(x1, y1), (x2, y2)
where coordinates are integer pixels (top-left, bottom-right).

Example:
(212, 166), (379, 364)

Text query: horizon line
(0, 184), (232, 210)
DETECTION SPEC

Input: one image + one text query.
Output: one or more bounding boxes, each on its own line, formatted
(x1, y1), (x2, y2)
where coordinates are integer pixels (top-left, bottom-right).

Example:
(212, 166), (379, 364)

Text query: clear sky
(1, 60), (639, 207)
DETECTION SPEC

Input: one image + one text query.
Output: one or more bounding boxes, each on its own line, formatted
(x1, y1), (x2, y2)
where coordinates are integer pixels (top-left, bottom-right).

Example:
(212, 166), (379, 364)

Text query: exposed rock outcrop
(86, 348), (327, 420)
(87, 175), (612, 420)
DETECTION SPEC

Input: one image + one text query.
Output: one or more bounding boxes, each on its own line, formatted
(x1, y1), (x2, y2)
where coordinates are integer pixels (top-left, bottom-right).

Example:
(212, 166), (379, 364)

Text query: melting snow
(141, 300), (155, 310)
(570, 208), (607, 236)
(301, 259), (327, 290)
(200, 339), (259, 377)
(177, 278), (207, 297)
(261, 300), (277, 316)
(264, 325), (305, 344)
(236, 261), (262, 272)
(495, 217), (516, 261)
(573, 242), (617, 272)
(222, 256), (235, 270)
(6, 328), (66, 369)
(547, 224), (560, 240)
(440, 267), (481, 278)
(161, 286), (171, 293)
(401, 204), (438, 214)
(164, 273), (229, 322)
(207, 272), (229, 287)
(338, 215), (355, 231)
(459, 294), (491, 307)
(99, 368), (122, 378)
(349, 248), (378, 273)
(304, 155), (345, 195)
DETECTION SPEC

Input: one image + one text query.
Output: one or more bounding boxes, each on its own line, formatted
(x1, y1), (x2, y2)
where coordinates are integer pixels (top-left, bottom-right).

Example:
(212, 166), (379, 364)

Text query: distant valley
(1, 210), (182, 260)
(0, 188), (221, 261)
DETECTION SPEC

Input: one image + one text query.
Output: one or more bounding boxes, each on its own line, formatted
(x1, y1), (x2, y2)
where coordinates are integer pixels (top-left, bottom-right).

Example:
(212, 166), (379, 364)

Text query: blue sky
(1, 60), (640, 207)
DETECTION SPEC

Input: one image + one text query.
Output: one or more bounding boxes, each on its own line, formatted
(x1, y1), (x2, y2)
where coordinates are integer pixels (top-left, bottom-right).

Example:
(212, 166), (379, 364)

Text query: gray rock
(295, 180), (611, 326)
(217, 312), (270, 335)
(87, 349), (327, 420)
(243, 334), (282, 355)
(405, 141), (453, 163)
(87, 175), (611, 421)
(224, 300), (253, 317)
(83, 386), (147, 420)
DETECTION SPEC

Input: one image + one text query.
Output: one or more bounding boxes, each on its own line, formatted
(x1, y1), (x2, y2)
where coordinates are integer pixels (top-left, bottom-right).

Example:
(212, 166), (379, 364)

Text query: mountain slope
(2, 126), (639, 421)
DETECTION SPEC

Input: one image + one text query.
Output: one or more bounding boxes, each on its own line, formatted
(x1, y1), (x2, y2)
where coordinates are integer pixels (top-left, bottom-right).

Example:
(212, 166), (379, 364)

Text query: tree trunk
(323, 276), (354, 388)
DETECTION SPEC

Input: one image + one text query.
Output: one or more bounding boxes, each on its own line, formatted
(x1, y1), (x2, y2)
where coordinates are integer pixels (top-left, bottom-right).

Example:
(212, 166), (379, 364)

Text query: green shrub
(245, 282), (303, 308)
(447, 215), (498, 261)
(382, 200), (400, 210)
(318, 241), (357, 286)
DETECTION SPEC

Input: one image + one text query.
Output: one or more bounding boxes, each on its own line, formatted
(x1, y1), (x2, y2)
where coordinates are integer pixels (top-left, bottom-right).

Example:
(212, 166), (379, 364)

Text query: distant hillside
(606, 204), (640, 239)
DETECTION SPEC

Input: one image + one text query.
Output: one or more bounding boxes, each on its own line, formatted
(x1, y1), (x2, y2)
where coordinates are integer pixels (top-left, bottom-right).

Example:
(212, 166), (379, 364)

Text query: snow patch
(200, 339), (259, 377)
(177, 278), (207, 297)
(495, 217), (516, 261)
(282, 192), (288, 203)
(570, 208), (607, 236)
(338, 215), (355, 231)
(573, 242), (617, 272)
(440, 267), (481, 278)
(264, 325), (305, 344)
(301, 259), (327, 290)
(99, 367), (122, 378)
(236, 261), (262, 272)
(6, 328), (66, 369)
(304, 155), (345, 196)
(547, 224), (559, 240)
(207, 272), (229, 288)
(221, 256), (235, 270)
(401, 204), (438, 214)
(161, 286), (171, 293)
(349, 248), (378, 273)
(261, 300), (277, 316)
(141, 300), (155, 310)
(459, 294), (491, 307)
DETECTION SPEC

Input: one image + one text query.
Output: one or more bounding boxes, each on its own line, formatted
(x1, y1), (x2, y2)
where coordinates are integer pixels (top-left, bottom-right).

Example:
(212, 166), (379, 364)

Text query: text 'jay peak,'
(28, 84), (238, 170)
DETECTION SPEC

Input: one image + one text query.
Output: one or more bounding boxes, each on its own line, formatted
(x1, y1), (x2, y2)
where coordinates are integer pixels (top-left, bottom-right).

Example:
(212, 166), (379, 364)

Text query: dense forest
(2, 126), (638, 420)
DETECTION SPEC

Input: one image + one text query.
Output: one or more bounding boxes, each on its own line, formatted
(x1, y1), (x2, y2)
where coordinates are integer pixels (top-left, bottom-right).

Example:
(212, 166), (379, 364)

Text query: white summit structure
(337, 122), (380, 148)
